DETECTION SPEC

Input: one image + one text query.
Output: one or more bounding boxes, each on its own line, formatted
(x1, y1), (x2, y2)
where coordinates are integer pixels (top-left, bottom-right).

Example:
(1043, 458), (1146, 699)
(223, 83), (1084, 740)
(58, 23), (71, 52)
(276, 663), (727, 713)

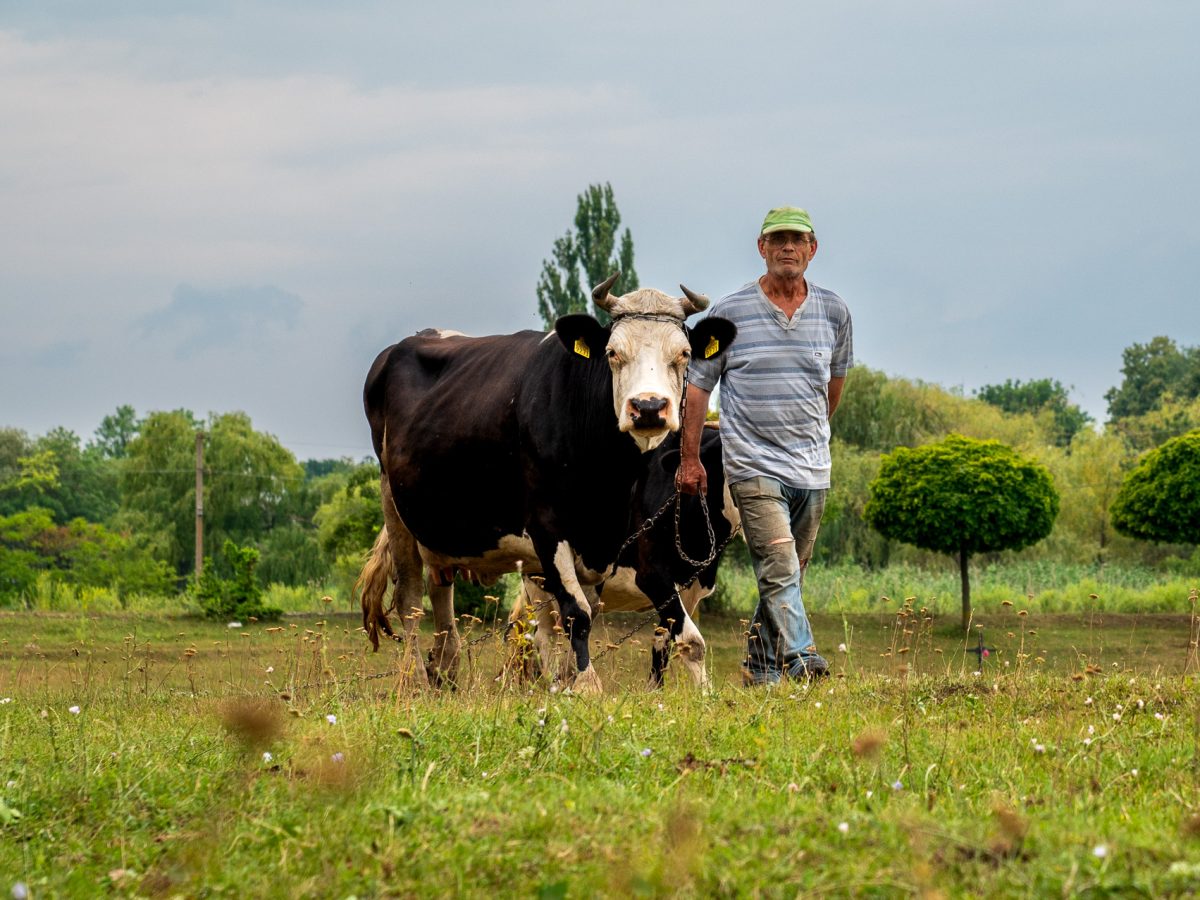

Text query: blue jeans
(731, 476), (826, 683)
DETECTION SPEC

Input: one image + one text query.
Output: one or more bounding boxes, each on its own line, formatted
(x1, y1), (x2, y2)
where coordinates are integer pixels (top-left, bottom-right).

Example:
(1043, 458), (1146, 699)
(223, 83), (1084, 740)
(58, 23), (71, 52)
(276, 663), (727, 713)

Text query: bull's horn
(680, 284), (710, 316)
(591, 272), (621, 312)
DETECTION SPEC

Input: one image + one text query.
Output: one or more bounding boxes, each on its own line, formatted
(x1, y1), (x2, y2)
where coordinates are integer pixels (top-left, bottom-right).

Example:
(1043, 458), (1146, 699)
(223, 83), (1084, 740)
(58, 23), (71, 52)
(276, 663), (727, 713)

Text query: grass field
(3, 597), (1200, 897)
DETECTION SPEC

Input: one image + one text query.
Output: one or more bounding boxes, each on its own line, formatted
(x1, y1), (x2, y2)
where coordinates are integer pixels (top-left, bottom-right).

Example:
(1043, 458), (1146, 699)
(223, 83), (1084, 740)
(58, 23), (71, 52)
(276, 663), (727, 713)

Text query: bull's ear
(689, 317), (737, 361)
(554, 314), (609, 362)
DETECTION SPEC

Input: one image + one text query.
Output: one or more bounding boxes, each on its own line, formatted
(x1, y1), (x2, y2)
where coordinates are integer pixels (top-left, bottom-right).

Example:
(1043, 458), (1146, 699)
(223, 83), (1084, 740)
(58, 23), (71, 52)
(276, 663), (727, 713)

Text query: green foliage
(313, 463), (383, 562)
(976, 378), (1092, 447)
(1104, 335), (1200, 420)
(865, 434), (1059, 628)
(0, 507), (174, 606)
(121, 410), (305, 575)
(1111, 393), (1200, 452)
(88, 404), (141, 459)
(1111, 429), (1200, 544)
(536, 182), (639, 328)
(193, 538), (282, 622)
(254, 524), (330, 587)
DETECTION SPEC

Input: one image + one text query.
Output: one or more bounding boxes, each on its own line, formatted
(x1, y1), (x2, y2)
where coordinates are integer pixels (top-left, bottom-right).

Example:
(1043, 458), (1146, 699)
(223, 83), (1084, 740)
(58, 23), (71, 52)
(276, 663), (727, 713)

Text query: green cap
(760, 206), (814, 236)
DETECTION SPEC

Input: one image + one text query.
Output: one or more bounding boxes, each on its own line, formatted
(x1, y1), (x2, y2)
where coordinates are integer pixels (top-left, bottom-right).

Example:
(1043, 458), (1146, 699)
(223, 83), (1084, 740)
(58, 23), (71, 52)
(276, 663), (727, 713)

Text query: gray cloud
(137, 284), (302, 358)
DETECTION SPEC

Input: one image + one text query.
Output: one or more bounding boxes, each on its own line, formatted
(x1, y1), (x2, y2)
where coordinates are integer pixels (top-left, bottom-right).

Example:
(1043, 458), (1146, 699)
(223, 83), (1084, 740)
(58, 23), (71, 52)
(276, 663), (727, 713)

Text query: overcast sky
(2, 2), (1197, 461)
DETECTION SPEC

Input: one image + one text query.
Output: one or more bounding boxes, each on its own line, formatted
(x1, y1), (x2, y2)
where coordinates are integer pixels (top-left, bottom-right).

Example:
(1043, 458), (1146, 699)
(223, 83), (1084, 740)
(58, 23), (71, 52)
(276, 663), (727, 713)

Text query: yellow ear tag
(573, 338), (590, 359)
(704, 336), (720, 358)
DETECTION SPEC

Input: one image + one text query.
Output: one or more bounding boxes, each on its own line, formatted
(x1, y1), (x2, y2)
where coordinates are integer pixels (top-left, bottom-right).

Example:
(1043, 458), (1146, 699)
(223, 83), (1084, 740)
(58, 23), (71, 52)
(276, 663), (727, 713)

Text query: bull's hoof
(571, 665), (603, 695)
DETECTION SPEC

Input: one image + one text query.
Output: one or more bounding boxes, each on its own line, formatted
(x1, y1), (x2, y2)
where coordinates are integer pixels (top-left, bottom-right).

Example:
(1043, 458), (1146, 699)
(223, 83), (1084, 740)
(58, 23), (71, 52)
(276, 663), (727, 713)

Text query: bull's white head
(555, 274), (736, 453)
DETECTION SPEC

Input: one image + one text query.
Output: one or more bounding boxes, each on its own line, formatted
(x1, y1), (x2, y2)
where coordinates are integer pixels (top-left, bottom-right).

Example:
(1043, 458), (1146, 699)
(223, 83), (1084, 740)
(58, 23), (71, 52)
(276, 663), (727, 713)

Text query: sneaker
(789, 653), (830, 680)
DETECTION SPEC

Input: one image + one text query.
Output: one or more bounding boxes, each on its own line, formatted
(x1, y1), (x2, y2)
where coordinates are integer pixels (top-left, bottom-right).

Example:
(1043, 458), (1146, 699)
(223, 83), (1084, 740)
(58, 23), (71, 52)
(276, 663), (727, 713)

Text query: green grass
(3, 603), (1200, 897)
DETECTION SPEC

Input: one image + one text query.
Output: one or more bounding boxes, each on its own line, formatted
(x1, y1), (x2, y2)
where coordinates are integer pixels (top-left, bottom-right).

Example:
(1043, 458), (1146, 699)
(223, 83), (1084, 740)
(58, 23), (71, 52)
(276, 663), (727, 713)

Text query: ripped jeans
(730, 476), (827, 683)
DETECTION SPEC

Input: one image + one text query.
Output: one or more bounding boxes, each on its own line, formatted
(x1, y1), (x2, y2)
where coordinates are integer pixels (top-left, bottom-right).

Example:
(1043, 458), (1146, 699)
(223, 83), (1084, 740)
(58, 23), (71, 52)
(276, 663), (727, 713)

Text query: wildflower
(227, 621), (242, 629)
(1112, 712), (1122, 722)
(640, 748), (652, 758)
(837, 822), (850, 834)
(1087, 725), (1095, 735)
(891, 780), (903, 791)
(1131, 769), (1138, 777)
(549, 685), (559, 694)
(866, 790), (874, 799)
(1155, 712), (1165, 721)
(68, 705), (80, 715)
(814, 702), (822, 709)
(1083, 738), (1092, 746)
(1093, 844), (1108, 859)
(837, 643), (848, 653)
(537, 719), (545, 727)
(330, 752), (344, 764)
(266, 666), (274, 674)
(1084, 697), (1093, 706)
(1136, 699), (1144, 709)
(560, 719), (569, 734)
(1034, 744), (1046, 754)
(0, 698), (11, 704)
(972, 671), (982, 677)
(325, 714), (337, 725)
(13, 883), (29, 900)
(262, 752), (273, 763)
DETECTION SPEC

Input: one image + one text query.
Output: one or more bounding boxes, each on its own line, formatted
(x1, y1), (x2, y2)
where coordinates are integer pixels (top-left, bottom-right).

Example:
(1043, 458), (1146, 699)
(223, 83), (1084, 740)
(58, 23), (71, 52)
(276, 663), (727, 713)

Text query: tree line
(2, 184), (1198, 613)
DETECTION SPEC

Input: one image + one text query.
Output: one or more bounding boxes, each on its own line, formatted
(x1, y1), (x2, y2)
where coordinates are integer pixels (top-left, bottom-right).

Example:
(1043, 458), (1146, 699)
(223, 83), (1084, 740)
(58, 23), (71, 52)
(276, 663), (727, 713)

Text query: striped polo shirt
(688, 279), (853, 489)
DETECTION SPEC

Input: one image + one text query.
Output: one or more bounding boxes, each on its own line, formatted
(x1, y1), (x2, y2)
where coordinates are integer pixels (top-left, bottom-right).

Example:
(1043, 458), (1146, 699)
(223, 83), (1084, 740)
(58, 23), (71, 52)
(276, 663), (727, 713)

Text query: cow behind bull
(356, 275), (734, 693)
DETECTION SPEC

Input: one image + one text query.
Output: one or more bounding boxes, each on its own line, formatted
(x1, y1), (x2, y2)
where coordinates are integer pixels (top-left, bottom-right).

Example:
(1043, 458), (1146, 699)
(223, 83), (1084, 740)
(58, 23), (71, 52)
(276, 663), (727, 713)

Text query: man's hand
(676, 454), (707, 496)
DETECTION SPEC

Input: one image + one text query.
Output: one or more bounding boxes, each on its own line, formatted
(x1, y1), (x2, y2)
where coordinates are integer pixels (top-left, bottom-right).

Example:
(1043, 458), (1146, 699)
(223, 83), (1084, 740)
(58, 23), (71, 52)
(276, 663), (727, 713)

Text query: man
(679, 206), (853, 684)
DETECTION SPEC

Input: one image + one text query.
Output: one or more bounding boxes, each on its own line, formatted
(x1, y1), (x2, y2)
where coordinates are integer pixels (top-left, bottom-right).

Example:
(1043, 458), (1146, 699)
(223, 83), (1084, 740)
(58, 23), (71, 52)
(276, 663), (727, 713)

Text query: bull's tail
(356, 525), (396, 651)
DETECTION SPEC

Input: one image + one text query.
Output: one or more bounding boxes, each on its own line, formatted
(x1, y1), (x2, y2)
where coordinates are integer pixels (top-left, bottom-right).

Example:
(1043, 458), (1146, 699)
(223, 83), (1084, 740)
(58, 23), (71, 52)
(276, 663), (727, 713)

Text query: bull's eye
(676, 350), (691, 366)
(606, 348), (621, 364)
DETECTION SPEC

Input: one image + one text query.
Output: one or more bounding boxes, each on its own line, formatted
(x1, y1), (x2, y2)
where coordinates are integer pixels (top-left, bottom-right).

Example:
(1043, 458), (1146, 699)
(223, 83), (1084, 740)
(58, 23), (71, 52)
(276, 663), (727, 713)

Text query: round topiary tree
(865, 434), (1059, 632)
(1110, 429), (1200, 544)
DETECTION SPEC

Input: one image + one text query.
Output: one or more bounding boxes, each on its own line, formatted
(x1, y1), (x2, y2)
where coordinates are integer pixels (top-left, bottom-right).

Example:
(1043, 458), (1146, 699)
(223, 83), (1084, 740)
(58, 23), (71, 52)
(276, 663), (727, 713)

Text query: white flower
(262, 752), (273, 763)
(1085, 697), (1093, 706)
(1083, 738), (1093, 746)
(837, 822), (850, 834)
(325, 714), (337, 725)
(0, 698), (11, 704)
(640, 748), (652, 758)
(266, 666), (274, 674)
(1155, 712), (1165, 721)
(68, 705), (80, 715)
(1130, 769), (1138, 777)
(227, 621), (242, 628)
(1087, 725), (1095, 735)
(814, 702), (822, 709)
(5, 781), (14, 789)
(1093, 844), (1108, 858)
(537, 719), (545, 728)
(1112, 712), (1122, 722)
(330, 752), (344, 764)
(865, 790), (874, 799)
(13, 883), (30, 900)
(1136, 699), (1144, 709)
(1034, 744), (1046, 753)
(837, 643), (848, 653)
(549, 685), (559, 694)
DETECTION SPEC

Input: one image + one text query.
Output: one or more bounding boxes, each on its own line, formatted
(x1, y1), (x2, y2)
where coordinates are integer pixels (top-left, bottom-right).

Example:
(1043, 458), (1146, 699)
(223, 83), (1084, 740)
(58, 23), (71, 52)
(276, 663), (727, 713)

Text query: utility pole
(194, 431), (205, 578)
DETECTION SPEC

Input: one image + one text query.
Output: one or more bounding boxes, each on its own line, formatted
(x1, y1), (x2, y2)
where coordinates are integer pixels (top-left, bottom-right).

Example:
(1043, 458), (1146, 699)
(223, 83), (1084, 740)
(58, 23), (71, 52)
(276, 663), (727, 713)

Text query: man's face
(758, 230), (817, 281)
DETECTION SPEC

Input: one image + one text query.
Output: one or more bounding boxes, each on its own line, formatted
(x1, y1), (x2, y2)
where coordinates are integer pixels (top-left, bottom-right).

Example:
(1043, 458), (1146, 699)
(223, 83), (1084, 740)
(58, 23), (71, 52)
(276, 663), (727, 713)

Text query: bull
(356, 275), (735, 693)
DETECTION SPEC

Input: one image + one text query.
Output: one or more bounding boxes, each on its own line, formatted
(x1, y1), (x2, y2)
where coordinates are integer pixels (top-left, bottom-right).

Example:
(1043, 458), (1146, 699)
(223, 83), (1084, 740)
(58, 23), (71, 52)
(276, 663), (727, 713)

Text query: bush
(193, 539), (282, 622)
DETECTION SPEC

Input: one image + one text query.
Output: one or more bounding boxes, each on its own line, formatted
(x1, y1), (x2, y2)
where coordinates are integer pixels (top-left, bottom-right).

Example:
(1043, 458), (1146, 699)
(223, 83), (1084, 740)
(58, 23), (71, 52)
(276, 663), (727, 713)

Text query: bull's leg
(382, 477), (430, 691)
(538, 539), (602, 695)
(426, 580), (461, 688)
(642, 577), (708, 690)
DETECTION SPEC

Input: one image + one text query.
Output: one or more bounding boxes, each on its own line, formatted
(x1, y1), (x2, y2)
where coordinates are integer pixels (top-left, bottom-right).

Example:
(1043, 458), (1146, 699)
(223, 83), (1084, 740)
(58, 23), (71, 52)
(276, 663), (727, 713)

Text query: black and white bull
(356, 275), (735, 693)
(511, 424), (739, 688)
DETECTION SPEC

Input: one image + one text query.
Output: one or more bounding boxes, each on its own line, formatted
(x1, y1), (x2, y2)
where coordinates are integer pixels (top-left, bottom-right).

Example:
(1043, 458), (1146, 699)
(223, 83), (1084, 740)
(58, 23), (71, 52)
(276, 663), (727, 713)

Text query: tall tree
(89, 404), (141, 460)
(1105, 336), (1200, 421)
(976, 378), (1093, 448)
(536, 183), (639, 328)
(865, 434), (1059, 632)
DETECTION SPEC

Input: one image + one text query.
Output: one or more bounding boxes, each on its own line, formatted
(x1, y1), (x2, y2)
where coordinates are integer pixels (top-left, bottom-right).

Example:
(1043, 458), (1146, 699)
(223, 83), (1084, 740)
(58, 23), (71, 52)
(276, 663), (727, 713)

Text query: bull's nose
(629, 397), (669, 429)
